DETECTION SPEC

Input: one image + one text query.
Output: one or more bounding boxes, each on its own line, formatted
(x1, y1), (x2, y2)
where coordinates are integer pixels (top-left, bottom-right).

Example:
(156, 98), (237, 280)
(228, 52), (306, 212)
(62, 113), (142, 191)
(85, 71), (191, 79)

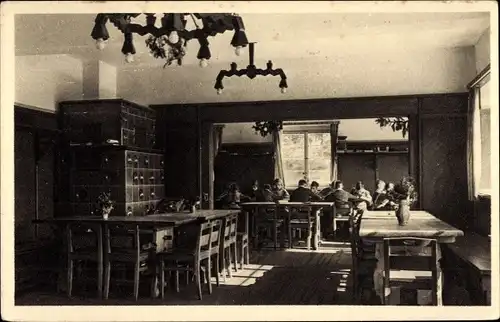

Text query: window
(479, 79), (491, 196)
(282, 132), (331, 189)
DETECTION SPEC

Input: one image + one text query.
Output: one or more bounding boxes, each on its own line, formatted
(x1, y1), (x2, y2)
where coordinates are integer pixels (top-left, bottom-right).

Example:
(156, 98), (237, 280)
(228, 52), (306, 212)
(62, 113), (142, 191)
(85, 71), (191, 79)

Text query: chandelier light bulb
(235, 46), (243, 56)
(125, 53), (135, 63)
(96, 38), (106, 50)
(281, 87), (287, 94)
(216, 88), (223, 95)
(199, 58), (208, 68)
(168, 31), (179, 44)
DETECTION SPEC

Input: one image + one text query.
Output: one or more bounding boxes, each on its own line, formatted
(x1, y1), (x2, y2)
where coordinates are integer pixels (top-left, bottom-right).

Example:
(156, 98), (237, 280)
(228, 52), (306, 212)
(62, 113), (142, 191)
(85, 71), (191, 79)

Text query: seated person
(383, 182), (398, 210)
(245, 179), (260, 201)
(290, 179), (323, 202)
(271, 178), (290, 201)
(371, 179), (398, 210)
(350, 181), (373, 210)
(324, 180), (357, 209)
(223, 183), (251, 209)
(257, 184), (275, 202)
(318, 182), (334, 198)
(310, 181), (323, 199)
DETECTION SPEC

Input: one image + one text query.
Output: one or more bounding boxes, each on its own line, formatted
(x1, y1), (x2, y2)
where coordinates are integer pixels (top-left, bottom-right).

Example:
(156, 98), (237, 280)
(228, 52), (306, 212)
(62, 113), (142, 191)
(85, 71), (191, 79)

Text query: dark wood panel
(338, 154), (376, 192)
(420, 93), (469, 115)
(376, 154), (410, 187)
(214, 143), (274, 202)
(421, 115), (468, 229)
(152, 96), (419, 123)
(164, 125), (199, 199)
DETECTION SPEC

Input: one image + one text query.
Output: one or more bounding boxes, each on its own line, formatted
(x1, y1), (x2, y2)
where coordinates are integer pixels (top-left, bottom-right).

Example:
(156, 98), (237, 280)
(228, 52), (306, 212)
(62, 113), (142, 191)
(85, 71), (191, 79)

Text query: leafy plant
(391, 176), (418, 205)
(375, 117), (409, 138)
(145, 35), (187, 68)
(252, 121), (283, 137)
(97, 192), (114, 212)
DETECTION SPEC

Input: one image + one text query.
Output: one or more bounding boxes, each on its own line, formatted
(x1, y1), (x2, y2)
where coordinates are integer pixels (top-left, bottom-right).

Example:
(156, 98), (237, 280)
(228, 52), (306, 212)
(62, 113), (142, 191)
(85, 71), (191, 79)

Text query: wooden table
(34, 209), (239, 298)
(240, 201), (334, 250)
(359, 210), (464, 305)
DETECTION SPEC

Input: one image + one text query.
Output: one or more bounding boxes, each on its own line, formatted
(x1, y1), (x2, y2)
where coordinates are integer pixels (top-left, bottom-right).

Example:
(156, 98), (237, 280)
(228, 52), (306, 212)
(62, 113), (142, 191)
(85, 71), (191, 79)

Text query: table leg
(482, 276), (491, 305)
(374, 242), (443, 305)
(97, 224), (104, 299)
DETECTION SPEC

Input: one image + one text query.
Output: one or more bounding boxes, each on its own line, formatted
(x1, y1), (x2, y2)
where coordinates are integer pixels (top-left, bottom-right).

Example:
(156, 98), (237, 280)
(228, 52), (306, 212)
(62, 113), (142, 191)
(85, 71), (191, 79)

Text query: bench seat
(446, 232), (491, 305)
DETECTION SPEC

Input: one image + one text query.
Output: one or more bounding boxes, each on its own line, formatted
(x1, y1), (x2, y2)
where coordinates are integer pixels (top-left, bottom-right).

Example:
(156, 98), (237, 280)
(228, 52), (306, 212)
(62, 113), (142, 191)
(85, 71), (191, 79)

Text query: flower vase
(102, 207), (112, 220)
(395, 199), (411, 226)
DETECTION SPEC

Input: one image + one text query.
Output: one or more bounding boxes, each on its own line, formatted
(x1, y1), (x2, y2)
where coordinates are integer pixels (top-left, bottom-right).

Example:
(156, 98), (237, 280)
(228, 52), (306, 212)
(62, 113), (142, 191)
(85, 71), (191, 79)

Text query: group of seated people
(217, 177), (400, 212)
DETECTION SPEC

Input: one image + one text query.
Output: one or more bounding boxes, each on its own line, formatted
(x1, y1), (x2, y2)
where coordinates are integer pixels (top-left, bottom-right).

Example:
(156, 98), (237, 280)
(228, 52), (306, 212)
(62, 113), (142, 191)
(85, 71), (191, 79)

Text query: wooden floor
(15, 241), (467, 306)
(16, 242), (364, 306)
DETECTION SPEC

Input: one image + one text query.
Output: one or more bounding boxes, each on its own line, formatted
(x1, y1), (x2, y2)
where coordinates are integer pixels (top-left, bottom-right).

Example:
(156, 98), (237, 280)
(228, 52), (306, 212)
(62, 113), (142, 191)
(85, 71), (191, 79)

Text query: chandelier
(90, 13), (249, 67)
(214, 42), (288, 94)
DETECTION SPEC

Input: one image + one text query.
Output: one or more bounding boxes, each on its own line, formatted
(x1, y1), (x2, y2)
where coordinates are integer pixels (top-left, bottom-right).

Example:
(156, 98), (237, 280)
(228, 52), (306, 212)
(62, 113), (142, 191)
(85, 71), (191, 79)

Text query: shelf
(336, 150), (408, 155)
(68, 144), (164, 154)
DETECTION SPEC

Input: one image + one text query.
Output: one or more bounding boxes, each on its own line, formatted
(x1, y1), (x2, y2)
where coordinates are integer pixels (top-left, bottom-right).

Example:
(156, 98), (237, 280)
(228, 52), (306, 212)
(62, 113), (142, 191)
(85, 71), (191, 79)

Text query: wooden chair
(237, 210), (250, 269)
(102, 224), (151, 301)
(66, 222), (103, 298)
(159, 219), (219, 300)
(382, 237), (439, 305)
(287, 205), (314, 250)
(253, 206), (283, 249)
(348, 209), (376, 302)
(220, 213), (238, 281)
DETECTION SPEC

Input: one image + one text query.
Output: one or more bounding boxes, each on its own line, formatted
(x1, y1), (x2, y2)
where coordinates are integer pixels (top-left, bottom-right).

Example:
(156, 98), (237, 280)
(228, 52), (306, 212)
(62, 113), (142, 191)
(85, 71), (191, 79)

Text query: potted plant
(97, 192), (114, 219)
(389, 176), (418, 226)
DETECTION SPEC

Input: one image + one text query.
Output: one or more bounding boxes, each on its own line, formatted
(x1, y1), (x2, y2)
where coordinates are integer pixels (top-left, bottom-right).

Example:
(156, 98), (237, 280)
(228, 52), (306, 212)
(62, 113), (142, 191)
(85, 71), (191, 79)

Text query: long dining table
(359, 210), (464, 305)
(33, 209), (240, 298)
(240, 201), (334, 250)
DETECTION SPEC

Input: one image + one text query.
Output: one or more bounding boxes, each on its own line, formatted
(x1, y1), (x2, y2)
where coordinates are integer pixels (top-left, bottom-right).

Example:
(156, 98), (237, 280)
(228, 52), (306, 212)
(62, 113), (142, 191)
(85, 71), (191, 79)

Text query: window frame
(282, 129), (332, 190)
(468, 64), (491, 198)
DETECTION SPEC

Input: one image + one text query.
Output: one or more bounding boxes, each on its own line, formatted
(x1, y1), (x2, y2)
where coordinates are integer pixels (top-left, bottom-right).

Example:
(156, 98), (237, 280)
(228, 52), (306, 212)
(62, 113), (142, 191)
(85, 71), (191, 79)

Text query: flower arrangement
(374, 117), (409, 138)
(97, 192), (114, 217)
(390, 176), (418, 205)
(252, 121), (283, 137)
(145, 35), (187, 68)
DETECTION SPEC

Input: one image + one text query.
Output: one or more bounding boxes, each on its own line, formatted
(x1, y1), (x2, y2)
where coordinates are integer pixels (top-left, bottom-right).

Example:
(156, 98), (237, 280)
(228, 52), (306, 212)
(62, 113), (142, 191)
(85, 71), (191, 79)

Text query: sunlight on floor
(212, 264), (275, 287)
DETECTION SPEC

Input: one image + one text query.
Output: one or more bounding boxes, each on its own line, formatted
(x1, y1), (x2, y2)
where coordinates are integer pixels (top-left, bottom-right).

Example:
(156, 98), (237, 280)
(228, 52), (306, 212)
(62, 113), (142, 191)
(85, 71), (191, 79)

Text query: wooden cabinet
(59, 99), (157, 149)
(58, 99), (165, 217)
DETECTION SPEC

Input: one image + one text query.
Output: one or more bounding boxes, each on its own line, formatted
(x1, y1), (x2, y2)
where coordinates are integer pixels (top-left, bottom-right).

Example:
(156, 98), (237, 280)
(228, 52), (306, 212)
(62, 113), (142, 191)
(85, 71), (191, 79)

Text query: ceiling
(15, 12), (490, 68)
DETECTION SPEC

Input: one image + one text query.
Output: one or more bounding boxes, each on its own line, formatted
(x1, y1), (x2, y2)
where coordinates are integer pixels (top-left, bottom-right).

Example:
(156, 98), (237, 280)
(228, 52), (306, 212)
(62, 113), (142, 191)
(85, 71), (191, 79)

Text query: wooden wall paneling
(420, 115), (468, 229)
(337, 154), (376, 192)
(408, 114), (421, 209)
(376, 154), (410, 188)
(152, 96), (419, 124)
(200, 121), (214, 209)
(163, 124), (199, 198)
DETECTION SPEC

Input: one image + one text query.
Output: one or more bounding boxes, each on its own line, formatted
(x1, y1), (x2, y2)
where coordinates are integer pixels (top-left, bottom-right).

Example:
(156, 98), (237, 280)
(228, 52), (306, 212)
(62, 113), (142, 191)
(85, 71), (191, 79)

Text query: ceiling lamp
(214, 42), (288, 95)
(90, 13), (249, 67)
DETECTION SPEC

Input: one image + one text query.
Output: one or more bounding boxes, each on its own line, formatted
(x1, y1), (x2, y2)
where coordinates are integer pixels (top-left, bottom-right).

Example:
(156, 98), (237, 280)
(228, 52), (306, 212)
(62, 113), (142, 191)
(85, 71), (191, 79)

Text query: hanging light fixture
(214, 42), (288, 94)
(90, 13), (249, 67)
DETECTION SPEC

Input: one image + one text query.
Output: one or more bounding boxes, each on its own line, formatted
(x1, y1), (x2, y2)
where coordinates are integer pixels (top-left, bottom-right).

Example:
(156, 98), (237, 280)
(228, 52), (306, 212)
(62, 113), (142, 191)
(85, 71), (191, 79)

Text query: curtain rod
(467, 64), (491, 89)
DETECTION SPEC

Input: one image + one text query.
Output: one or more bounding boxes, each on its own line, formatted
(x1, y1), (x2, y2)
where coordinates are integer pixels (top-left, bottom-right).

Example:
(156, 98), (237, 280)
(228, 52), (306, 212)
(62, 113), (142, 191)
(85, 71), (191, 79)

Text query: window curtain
(211, 125), (224, 194)
(466, 87), (482, 200)
(272, 130), (285, 186)
(330, 121), (340, 183)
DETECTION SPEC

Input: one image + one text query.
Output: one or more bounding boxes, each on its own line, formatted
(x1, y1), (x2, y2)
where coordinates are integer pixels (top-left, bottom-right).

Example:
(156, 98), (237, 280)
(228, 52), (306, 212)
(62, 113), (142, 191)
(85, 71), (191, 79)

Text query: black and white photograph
(1, 1), (498, 321)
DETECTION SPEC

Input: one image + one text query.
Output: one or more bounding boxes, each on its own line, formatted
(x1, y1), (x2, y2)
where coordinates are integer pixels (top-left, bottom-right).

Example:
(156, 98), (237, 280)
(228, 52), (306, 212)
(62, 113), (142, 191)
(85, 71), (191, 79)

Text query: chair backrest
(348, 209), (364, 268)
(289, 205), (312, 223)
(196, 221), (213, 255)
(105, 223), (141, 256)
(209, 219), (223, 251)
(66, 222), (102, 254)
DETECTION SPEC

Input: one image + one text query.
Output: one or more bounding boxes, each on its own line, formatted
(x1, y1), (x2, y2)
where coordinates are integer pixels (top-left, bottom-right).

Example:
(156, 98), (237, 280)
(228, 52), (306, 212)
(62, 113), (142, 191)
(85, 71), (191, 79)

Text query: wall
(221, 123), (272, 144)
(474, 27), (490, 73)
(15, 55), (84, 111)
(118, 46), (475, 106)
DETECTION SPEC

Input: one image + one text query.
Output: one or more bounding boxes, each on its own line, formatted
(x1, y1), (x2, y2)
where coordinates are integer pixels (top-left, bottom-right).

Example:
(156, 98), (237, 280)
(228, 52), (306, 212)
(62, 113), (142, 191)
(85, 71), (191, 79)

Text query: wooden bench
(445, 232), (491, 305)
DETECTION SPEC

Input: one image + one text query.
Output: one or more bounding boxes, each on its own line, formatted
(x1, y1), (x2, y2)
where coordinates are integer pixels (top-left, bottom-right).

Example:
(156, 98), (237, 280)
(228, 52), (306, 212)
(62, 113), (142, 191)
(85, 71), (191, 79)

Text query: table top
(359, 210), (464, 242)
(33, 210), (239, 226)
(241, 201), (334, 207)
(362, 210), (435, 220)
